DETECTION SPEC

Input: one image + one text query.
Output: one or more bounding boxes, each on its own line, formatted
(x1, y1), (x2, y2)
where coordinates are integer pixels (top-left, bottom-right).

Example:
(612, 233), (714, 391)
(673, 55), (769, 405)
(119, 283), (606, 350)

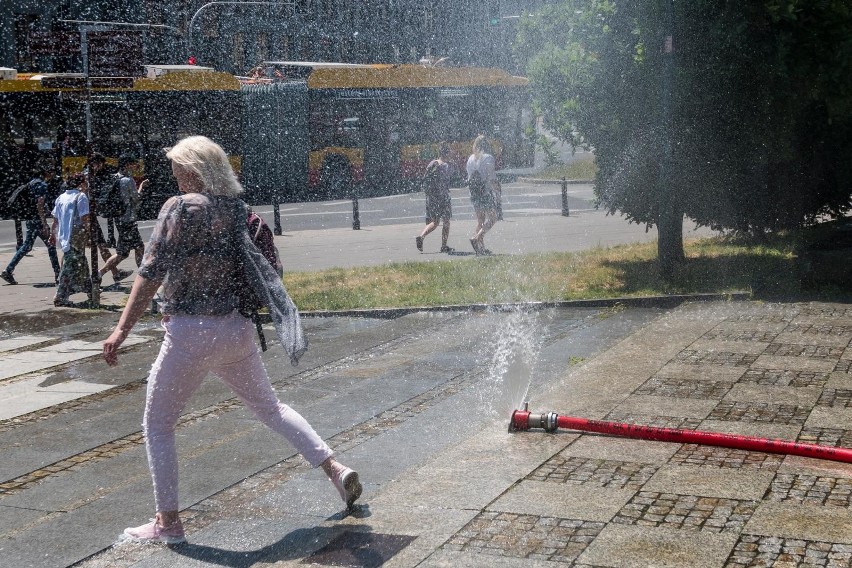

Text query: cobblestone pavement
(0, 300), (826, 568)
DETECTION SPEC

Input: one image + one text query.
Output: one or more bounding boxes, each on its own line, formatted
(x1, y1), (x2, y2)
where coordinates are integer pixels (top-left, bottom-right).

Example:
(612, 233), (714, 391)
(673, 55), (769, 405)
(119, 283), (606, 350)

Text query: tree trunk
(657, 204), (684, 279)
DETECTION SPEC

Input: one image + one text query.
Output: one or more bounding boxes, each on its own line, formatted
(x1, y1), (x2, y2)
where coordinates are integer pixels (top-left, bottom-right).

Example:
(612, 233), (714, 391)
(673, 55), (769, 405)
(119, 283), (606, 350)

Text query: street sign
(28, 31), (80, 56)
(87, 31), (143, 77)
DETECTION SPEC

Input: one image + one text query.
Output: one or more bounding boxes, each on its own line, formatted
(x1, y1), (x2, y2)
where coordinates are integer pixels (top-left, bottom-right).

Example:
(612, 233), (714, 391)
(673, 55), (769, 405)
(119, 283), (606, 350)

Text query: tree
(516, 0), (852, 267)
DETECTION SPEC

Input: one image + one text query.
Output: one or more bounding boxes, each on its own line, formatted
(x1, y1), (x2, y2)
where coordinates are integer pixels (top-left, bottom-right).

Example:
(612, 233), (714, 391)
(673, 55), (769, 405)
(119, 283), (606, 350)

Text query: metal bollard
(352, 195), (360, 230)
(561, 176), (570, 217)
(88, 211), (100, 307)
(272, 201), (282, 236)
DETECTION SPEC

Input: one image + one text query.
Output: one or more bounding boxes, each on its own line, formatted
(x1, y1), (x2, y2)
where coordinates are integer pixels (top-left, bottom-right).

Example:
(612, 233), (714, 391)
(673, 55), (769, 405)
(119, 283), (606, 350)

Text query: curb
(516, 177), (594, 185)
(292, 292), (752, 321)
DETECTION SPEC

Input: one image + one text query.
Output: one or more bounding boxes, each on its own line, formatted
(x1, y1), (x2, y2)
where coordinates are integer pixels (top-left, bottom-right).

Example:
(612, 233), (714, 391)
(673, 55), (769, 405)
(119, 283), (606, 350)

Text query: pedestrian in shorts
(97, 154), (149, 283)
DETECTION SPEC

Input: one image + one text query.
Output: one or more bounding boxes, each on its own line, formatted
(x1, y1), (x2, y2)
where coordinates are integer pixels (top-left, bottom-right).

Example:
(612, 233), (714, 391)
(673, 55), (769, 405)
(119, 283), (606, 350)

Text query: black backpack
(6, 181), (38, 219)
(96, 174), (127, 218)
(234, 207), (283, 351)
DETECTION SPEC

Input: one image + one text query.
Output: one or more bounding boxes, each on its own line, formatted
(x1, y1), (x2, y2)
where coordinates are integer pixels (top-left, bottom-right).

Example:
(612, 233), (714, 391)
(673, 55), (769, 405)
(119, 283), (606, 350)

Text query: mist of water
(479, 308), (542, 419)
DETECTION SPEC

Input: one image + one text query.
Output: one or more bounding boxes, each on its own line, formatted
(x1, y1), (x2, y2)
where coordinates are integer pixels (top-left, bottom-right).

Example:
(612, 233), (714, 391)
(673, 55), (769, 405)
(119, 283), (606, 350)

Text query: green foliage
(515, 0), (852, 236)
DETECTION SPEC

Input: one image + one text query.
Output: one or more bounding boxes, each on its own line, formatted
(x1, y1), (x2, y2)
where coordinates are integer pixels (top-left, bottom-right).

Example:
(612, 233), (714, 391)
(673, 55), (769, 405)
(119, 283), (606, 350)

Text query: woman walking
(103, 136), (361, 544)
(466, 135), (501, 255)
(416, 143), (456, 253)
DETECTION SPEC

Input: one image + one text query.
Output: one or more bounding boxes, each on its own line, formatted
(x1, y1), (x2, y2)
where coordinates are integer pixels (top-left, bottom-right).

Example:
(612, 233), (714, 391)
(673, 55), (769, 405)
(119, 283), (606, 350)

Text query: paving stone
(711, 319), (789, 334)
(775, 330), (852, 348)
(611, 395), (719, 419)
(779, 455), (852, 481)
(635, 376), (733, 399)
(655, 362), (747, 382)
(421, 549), (563, 567)
(765, 343), (845, 359)
(702, 329), (780, 342)
(724, 535), (852, 568)
(577, 524), (738, 568)
(817, 389), (852, 408)
(766, 472), (852, 507)
(603, 412), (703, 430)
(738, 368), (830, 388)
(826, 372), (852, 390)
(613, 491), (758, 533)
(745, 501), (852, 545)
(709, 400), (811, 426)
(559, 435), (680, 465)
(805, 407), (852, 431)
(753, 355), (838, 373)
(528, 454), (658, 490)
(488, 480), (635, 523)
(670, 444), (784, 470)
(690, 339), (772, 355)
(676, 349), (759, 367)
(442, 511), (605, 563)
(723, 384), (823, 407)
(643, 464), (775, 501)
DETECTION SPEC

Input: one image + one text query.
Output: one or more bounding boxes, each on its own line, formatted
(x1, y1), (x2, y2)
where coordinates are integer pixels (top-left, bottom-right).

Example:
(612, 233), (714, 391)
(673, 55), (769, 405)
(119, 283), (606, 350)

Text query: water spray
(509, 402), (852, 464)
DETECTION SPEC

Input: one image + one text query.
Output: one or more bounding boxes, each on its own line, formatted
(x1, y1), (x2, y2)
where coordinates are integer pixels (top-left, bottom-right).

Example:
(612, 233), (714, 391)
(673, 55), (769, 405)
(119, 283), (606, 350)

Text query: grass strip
(285, 233), (848, 312)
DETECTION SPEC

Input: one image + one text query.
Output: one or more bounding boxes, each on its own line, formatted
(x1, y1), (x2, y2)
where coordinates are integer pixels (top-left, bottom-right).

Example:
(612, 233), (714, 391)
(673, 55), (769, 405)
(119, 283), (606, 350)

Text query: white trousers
(142, 312), (332, 511)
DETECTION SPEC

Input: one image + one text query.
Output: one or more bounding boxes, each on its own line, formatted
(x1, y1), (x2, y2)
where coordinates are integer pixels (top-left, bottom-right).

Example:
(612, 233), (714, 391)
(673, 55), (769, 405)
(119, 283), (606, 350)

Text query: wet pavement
(1, 186), (851, 568)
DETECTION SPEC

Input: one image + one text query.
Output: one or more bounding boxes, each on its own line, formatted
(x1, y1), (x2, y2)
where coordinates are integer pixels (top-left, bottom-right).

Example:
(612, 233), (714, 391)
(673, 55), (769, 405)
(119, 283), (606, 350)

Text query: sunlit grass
(535, 157), (598, 180)
(284, 234), (816, 312)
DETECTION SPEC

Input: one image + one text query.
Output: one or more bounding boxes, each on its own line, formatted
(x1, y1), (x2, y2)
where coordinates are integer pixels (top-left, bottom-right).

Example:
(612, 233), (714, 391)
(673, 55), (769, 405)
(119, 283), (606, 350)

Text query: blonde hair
(472, 134), (492, 159)
(165, 136), (243, 197)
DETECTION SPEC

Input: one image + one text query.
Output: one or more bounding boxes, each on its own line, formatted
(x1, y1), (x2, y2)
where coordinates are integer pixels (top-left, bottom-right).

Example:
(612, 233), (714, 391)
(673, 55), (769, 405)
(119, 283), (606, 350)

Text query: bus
(239, 62), (533, 202)
(0, 65), (241, 219)
(1, 62), (533, 217)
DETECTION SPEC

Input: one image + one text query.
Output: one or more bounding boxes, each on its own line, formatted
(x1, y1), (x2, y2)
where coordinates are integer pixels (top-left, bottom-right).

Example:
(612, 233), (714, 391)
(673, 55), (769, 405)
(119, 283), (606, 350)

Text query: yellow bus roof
(306, 65), (528, 90)
(0, 70), (240, 93)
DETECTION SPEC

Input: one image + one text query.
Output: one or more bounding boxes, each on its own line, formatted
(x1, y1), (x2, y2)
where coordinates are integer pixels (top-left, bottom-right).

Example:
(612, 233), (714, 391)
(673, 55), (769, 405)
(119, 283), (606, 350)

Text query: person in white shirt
(49, 173), (91, 306)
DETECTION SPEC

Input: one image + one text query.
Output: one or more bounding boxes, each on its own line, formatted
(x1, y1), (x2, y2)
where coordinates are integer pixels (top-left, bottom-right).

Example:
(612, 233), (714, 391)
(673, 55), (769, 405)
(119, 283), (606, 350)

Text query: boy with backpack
(1, 163), (61, 285)
(96, 155), (149, 285)
(86, 153), (133, 284)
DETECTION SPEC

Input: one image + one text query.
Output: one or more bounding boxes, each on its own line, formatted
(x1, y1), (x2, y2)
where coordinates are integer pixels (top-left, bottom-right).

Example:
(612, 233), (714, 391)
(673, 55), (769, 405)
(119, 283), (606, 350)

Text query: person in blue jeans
(1, 164), (61, 285)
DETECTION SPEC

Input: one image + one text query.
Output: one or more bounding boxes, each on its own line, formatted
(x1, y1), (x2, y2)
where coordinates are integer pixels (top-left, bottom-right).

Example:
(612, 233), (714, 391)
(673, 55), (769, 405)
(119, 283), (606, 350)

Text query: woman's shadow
(171, 506), (414, 568)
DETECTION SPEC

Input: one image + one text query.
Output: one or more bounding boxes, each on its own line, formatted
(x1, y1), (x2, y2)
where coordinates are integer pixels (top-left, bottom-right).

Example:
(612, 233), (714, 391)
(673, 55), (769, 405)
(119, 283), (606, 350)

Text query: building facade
(0, 0), (548, 75)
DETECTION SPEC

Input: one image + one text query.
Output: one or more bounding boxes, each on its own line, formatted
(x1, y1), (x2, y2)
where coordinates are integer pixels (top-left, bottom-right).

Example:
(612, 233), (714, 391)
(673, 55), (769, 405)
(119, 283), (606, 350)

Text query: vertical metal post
(81, 29), (92, 141)
(352, 196), (360, 230)
(273, 201), (282, 235)
(88, 201), (100, 307)
(561, 176), (569, 217)
(106, 217), (116, 246)
(14, 219), (23, 248)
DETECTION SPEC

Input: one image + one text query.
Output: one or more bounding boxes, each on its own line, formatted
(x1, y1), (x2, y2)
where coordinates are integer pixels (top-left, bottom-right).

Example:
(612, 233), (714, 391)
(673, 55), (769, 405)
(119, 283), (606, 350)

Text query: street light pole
(186, 1), (296, 62)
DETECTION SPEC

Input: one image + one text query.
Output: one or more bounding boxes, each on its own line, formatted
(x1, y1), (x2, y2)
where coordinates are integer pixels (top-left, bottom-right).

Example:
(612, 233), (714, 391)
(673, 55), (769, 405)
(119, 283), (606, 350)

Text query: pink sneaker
(122, 518), (186, 544)
(332, 467), (362, 508)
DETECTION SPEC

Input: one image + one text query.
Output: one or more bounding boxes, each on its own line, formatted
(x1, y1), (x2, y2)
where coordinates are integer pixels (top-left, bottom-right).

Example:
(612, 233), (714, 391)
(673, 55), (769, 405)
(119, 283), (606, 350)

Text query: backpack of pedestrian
(237, 208), (283, 351)
(6, 181), (39, 220)
(96, 174), (128, 219)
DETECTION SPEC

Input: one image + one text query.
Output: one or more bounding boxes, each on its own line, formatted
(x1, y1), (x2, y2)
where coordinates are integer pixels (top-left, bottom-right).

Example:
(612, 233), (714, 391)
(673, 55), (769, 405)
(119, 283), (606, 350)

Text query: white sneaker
(332, 467), (362, 508)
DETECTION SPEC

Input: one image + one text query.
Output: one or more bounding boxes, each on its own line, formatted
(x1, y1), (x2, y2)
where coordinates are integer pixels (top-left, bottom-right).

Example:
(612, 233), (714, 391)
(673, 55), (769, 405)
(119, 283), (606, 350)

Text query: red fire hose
(509, 407), (852, 464)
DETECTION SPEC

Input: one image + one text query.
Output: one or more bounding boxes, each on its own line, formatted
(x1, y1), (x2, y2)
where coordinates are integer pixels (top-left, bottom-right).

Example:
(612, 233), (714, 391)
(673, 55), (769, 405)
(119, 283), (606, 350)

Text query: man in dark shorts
(97, 155), (149, 283)
(416, 143), (457, 253)
(86, 153), (132, 284)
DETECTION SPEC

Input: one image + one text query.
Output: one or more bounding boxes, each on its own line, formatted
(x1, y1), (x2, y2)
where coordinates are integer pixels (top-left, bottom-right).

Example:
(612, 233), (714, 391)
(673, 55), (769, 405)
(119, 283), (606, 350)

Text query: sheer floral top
(138, 192), (308, 364)
(137, 193), (244, 315)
